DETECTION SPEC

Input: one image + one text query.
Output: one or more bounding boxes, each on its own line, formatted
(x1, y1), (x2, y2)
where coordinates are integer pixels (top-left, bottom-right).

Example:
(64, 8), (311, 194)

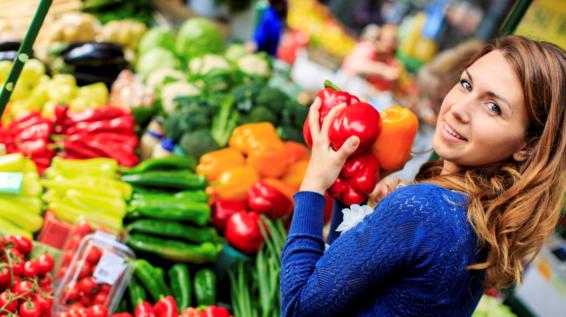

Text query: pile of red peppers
(0, 112), (56, 173)
(55, 106), (139, 167)
(303, 81), (418, 205)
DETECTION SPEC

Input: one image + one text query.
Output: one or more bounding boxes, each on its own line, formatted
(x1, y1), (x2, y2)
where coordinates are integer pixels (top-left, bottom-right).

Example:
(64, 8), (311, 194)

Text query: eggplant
(0, 41), (32, 62)
(62, 41), (126, 66)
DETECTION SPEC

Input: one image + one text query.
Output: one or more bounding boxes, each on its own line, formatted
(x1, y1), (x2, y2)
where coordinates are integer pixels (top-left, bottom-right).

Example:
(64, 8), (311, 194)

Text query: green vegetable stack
(42, 157), (132, 233)
(122, 156), (222, 264)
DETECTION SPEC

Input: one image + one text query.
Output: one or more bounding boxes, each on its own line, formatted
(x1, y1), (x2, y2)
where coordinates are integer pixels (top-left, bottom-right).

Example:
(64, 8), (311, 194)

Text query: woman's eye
(486, 102), (502, 115)
(459, 79), (472, 91)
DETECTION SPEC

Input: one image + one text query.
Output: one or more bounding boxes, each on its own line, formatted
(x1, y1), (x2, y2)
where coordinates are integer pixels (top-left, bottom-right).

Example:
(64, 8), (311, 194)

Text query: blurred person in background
(341, 24), (403, 93)
(247, 0), (288, 56)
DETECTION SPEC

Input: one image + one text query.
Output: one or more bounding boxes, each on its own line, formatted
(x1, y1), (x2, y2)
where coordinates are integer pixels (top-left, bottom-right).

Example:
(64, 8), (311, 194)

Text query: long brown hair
(419, 35), (566, 288)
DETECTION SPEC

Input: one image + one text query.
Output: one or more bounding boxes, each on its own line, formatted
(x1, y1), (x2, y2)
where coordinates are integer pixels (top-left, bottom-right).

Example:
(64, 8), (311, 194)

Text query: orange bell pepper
(196, 148), (246, 182)
(282, 160), (308, 191)
(247, 141), (288, 178)
(209, 166), (260, 201)
(370, 105), (419, 170)
(283, 141), (310, 165)
(228, 122), (280, 154)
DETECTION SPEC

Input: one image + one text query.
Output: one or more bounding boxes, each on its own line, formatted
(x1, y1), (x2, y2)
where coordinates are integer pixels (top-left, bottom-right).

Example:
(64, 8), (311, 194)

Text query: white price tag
(93, 250), (127, 285)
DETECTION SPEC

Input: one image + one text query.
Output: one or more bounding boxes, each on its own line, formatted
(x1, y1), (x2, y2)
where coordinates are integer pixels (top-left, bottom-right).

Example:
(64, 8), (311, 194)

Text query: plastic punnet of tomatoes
(53, 231), (135, 317)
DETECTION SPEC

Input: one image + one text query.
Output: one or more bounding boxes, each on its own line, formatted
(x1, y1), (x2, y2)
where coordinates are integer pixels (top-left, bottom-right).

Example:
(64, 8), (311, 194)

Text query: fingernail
(351, 137), (359, 147)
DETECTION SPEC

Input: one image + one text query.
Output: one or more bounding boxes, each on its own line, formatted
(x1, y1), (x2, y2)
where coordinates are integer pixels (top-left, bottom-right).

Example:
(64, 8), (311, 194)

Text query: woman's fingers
(320, 103), (346, 143)
(336, 136), (359, 162)
(308, 98), (322, 138)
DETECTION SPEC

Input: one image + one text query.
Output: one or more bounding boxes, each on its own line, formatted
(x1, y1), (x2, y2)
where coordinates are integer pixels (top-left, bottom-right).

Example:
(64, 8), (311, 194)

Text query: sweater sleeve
(281, 187), (445, 317)
(326, 198), (346, 245)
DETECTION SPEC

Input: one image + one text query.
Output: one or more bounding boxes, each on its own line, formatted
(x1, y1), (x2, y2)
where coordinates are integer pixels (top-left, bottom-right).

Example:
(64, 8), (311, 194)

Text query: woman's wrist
(299, 180), (326, 196)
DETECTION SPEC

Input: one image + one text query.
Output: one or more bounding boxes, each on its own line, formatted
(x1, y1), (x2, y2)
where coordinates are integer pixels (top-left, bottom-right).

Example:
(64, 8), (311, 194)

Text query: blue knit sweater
(281, 183), (484, 317)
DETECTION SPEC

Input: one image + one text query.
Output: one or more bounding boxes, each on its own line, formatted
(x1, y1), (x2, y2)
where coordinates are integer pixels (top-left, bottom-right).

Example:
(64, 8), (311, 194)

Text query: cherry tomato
(92, 291), (108, 306)
(78, 277), (98, 295)
(57, 267), (68, 280)
(0, 291), (18, 313)
(11, 259), (25, 277)
(34, 293), (52, 314)
(78, 261), (92, 279)
(62, 250), (75, 265)
(1, 235), (18, 250)
(13, 280), (34, 298)
(19, 299), (42, 317)
(79, 294), (92, 307)
(0, 267), (10, 286)
(22, 261), (39, 278)
(85, 246), (102, 265)
(36, 255), (55, 275)
(75, 223), (93, 236)
(98, 285), (110, 294)
(66, 236), (82, 252)
(62, 283), (79, 303)
(40, 273), (53, 288)
(15, 237), (33, 255)
(68, 306), (88, 317)
(88, 305), (108, 317)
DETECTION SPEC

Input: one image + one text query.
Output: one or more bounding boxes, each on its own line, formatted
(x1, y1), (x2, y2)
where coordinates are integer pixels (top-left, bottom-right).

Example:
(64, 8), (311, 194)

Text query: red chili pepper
(18, 139), (54, 157)
(112, 314), (134, 317)
(70, 132), (138, 149)
(328, 153), (380, 205)
(203, 306), (232, 317)
(14, 122), (53, 141)
(212, 200), (247, 231)
(65, 115), (135, 135)
(153, 296), (178, 317)
(247, 181), (293, 219)
(9, 112), (45, 133)
(225, 211), (266, 254)
(303, 80), (360, 148)
(65, 106), (129, 125)
(63, 139), (104, 158)
(134, 302), (156, 317)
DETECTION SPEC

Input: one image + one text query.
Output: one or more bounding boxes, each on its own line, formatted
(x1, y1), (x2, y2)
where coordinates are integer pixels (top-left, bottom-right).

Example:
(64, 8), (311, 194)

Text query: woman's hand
(299, 98), (360, 195)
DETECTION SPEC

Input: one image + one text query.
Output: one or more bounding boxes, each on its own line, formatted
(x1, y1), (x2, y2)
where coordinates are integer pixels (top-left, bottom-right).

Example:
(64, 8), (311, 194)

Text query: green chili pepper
(128, 278), (147, 306)
(126, 234), (221, 264)
(121, 171), (206, 190)
(193, 268), (216, 306)
(133, 259), (169, 301)
(129, 194), (211, 225)
(123, 156), (197, 174)
(126, 219), (218, 243)
(153, 266), (172, 297)
(117, 297), (129, 313)
(174, 190), (208, 203)
(168, 264), (191, 310)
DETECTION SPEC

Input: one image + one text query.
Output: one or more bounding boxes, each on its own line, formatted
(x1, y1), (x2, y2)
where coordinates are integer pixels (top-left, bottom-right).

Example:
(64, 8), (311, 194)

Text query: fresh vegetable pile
(0, 235), (55, 317)
(121, 157), (221, 264)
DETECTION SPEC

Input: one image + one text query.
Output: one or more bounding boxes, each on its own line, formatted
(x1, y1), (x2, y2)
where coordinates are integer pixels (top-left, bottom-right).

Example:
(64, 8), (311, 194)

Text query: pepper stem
(323, 80), (342, 91)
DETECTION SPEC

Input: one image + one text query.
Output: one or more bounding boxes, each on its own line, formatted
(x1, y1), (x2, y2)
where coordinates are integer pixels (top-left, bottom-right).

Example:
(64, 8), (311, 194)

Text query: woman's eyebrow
(465, 69), (514, 115)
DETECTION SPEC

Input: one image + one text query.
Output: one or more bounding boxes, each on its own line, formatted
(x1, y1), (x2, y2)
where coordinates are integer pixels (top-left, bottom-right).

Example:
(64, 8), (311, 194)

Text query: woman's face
(432, 50), (530, 173)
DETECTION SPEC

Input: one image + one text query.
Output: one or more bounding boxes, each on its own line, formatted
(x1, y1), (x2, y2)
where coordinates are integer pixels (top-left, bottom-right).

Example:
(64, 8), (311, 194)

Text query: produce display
(0, 5), (436, 317)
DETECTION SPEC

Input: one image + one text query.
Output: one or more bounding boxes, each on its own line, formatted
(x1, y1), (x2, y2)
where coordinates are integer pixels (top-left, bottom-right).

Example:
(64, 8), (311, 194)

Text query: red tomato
(0, 267), (11, 287)
(62, 283), (79, 303)
(79, 294), (92, 307)
(22, 261), (39, 278)
(19, 299), (42, 317)
(1, 235), (18, 250)
(68, 306), (88, 317)
(78, 277), (98, 295)
(92, 292), (108, 306)
(74, 223), (93, 236)
(36, 255), (55, 275)
(13, 281), (35, 298)
(57, 267), (68, 280)
(34, 294), (53, 315)
(15, 237), (33, 255)
(85, 247), (102, 265)
(66, 236), (82, 252)
(40, 273), (53, 288)
(11, 259), (25, 277)
(88, 305), (108, 317)
(78, 261), (92, 279)
(0, 291), (18, 313)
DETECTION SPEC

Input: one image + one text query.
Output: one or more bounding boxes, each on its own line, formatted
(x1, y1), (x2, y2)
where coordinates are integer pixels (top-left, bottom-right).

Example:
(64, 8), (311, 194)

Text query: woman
(281, 35), (566, 316)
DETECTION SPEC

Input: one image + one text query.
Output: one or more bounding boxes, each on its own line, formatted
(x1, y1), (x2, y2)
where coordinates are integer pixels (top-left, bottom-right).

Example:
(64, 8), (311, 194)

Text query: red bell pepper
(225, 211), (265, 254)
(203, 306), (232, 317)
(327, 101), (381, 156)
(303, 80), (360, 148)
(247, 181), (293, 219)
(134, 302), (156, 317)
(212, 200), (247, 231)
(153, 296), (178, 317)
(328, 153), (380, 205)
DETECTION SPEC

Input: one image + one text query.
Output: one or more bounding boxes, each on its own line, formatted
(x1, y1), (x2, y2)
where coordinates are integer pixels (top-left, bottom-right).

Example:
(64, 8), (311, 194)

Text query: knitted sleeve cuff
(290, 191), (326, 237)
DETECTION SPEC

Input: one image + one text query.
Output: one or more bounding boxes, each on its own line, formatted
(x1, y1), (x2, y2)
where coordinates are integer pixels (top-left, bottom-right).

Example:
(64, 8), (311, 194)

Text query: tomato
(66, 236), (82, 252)
(13, 281), (35, 298)
(19, 299), (42, 317)
(36, 255), (55, 275)
(98, 285), (110, 294)
(1, 235), (18, 250)
(40, 273), (53, 288)
(78, 261), (92, 279)
(78, 277), (97, 295)
(85, 246), (102, 265)
(57, 267), (68, 280)
(62, 283), (79, 303)
(0, 291), (18, 313)
(34, 294), (52, 314)
(62, 250), (75, 265)
(15, 237), (33, 255)
(22, 261), (39, 278)
(88, 305), (108, 317)
(11, 259), (25, 277)
(74, 223), (93, 236)
(0, 267), (10, 287)
(92, 291), (108, 306)
(68, 306), (88, 317)
(79, 294), (91, 307)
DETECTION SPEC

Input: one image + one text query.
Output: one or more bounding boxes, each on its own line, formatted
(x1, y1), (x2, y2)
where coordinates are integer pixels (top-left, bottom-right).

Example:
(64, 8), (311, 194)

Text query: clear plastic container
(53, 231), (135, 317)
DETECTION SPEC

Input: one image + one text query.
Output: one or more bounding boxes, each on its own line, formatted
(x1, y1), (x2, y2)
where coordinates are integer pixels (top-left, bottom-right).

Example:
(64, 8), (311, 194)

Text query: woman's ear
(513, 137), (537, 162)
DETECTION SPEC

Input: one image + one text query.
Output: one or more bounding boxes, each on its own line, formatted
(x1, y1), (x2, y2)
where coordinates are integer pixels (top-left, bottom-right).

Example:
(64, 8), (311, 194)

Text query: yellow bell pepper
(209, 166), (260, 201)
(196, 148), (246, 182)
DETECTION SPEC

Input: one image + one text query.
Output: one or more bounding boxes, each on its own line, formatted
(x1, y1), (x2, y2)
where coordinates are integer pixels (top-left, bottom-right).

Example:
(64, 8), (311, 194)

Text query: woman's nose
(449, 97), (473, 124)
